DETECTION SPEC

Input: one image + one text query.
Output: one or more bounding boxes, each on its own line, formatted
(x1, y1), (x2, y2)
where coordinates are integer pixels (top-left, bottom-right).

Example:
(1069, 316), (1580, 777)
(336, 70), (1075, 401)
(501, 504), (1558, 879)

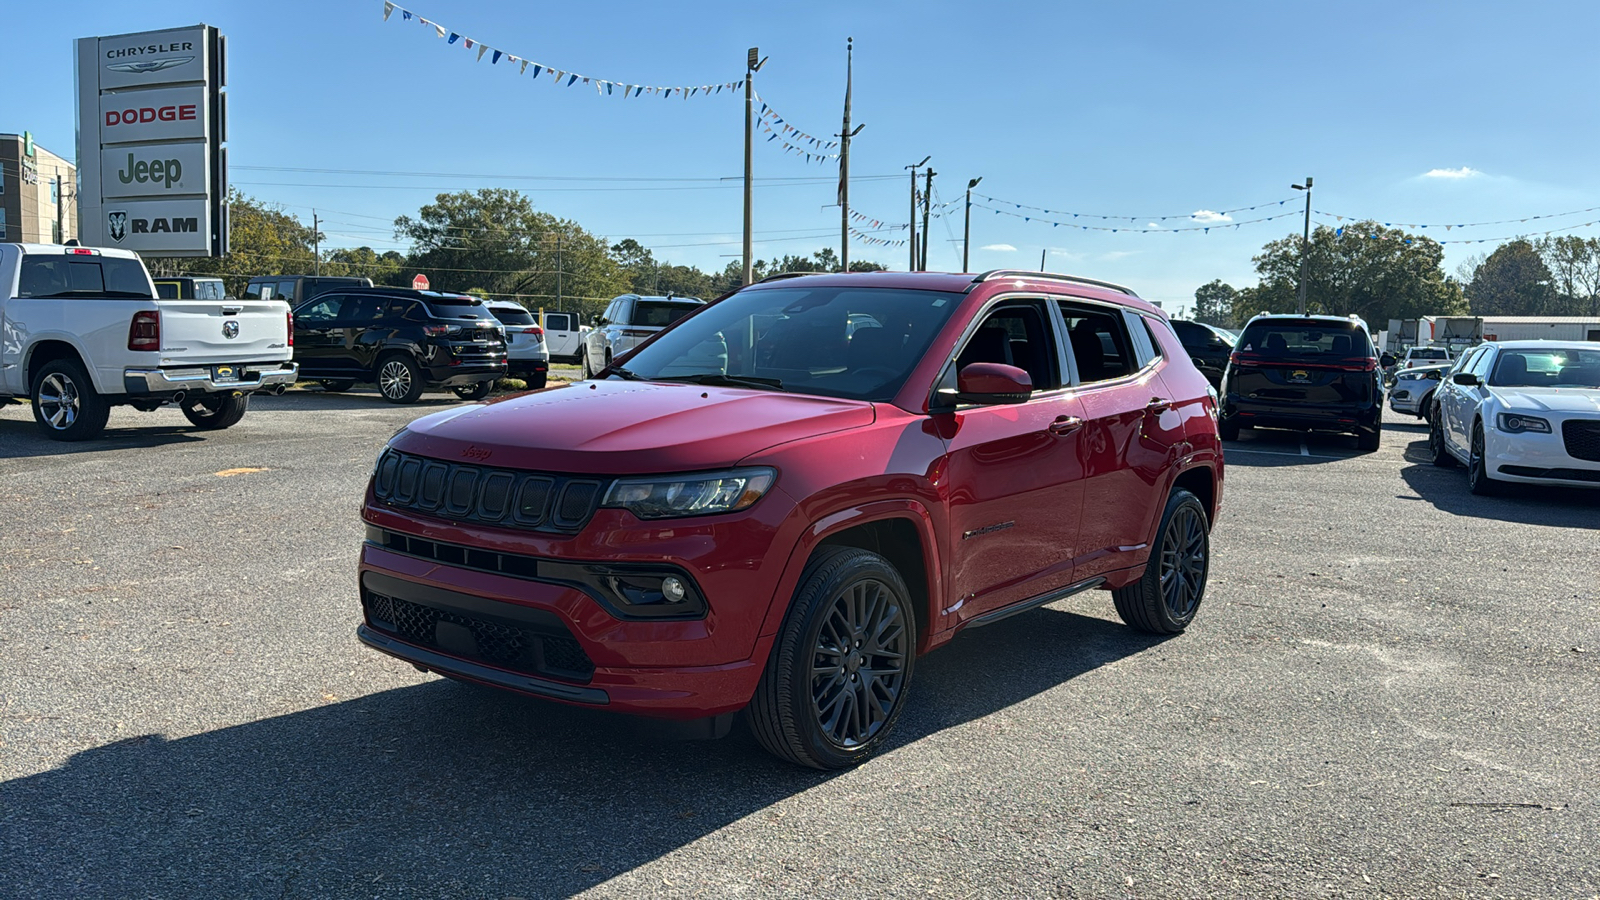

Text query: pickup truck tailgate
(159, 300), (291, 363)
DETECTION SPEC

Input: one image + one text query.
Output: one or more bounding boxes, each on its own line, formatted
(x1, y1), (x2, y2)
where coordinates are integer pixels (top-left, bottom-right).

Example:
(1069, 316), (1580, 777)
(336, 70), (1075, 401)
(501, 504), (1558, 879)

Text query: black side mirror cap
(1452, 372), (1480, 386)
(1379, 353), (1396, 368)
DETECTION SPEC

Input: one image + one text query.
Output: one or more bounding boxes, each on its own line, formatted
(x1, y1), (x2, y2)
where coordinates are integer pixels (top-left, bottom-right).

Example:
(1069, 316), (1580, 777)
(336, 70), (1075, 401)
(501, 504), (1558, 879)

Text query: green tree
(1250, 221), (1465, 325)
(145, 189), (320, 296)
(1536, 236), (1600, 316)
(322, 246), (407, 285)
(1192, 279), (1239, 327)
(1465, 239), (1553, 315)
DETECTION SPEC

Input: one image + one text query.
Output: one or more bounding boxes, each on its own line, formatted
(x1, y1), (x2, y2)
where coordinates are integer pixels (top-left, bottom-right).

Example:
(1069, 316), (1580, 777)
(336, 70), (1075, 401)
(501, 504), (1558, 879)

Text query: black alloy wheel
(809, 577), (910, 750)
(1467, 421), (1501, 496)
(1112, 488), (1210, 634)
(1429, 412), (1457, 467)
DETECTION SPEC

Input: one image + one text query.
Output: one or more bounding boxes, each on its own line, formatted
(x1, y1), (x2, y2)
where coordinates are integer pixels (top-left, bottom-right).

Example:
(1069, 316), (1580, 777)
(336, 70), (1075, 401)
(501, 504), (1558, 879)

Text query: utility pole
(313, 210), (321, 275)
(53, 172), (63, 244)
(743, 47), (767, 286)
(905, 156), (929, 271)
(837, 37), (864, 272)
(920, 168), (936, 272)
(1040, 249), (1047, 272)
(1292, 176), (1313, 316)
(556, 233), (564, 310)
(962, 177), (982, 272)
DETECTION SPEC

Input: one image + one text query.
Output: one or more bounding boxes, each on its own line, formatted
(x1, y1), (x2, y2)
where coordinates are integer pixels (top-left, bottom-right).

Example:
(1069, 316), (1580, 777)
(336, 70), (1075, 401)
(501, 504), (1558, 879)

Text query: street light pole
(1292, 176), (1313, 316)
(743, 47), (766, 286)
(837, 38), (863, 273)
(962, 176), (982, 272)
(905, 156), (927, 271)
(920, 168), (936, 272)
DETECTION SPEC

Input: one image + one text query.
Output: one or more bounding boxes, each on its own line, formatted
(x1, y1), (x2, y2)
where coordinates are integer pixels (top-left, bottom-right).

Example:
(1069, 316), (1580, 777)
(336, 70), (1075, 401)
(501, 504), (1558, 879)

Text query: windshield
(618, 286), (965, 401)
(1238, 321), (1373, 358)
(1490, 348), (1600, 388)
(635, 300), (701, 327)
(18, 256), (153, 298)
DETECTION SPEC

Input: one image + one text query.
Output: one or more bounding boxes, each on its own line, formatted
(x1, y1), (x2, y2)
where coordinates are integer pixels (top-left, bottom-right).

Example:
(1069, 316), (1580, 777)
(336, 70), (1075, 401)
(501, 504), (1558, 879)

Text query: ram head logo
(107, 211), (128, 243)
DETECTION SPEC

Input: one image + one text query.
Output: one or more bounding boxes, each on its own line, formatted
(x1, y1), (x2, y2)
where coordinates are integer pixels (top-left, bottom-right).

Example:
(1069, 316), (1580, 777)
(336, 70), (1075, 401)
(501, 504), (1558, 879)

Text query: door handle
(1147, 397), (1173, 411)
(1049, 415), (1084, 435)
(222, 305), (243, 316)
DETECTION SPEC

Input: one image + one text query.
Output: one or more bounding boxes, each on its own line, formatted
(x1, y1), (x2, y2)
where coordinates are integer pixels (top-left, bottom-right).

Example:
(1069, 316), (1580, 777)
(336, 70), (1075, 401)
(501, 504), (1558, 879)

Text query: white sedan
(1429, 340), (1600, 494)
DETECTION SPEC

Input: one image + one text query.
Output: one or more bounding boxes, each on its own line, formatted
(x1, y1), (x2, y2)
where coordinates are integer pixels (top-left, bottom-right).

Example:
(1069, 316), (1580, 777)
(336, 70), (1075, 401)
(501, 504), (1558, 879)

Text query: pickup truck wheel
(182, 392), (249, 430)
(31, 360), (110, 442)
(376, 355), (425, 404)
(319, 380), (356, 393)
(452, 381), (493, 401)
(1113, 488), (1209, 635)
(1429, 413), (1457, 467)
(748, 546), (915, 770)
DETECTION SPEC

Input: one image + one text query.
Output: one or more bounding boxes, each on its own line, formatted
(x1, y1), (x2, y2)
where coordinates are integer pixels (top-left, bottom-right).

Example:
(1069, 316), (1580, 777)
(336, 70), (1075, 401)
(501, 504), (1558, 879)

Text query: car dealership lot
(2, 396), (1597, 898)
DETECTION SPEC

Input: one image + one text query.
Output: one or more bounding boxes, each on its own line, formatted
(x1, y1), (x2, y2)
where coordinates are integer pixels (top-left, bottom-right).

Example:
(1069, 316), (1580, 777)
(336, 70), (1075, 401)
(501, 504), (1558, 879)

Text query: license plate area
(213, 365), (242, 384)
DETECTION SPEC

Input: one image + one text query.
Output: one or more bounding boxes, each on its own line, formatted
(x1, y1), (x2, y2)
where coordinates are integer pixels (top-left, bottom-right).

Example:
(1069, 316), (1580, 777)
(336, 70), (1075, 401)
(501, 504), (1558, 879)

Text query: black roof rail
(970, 269), (1140, 298)
(756, 271), (816, 283)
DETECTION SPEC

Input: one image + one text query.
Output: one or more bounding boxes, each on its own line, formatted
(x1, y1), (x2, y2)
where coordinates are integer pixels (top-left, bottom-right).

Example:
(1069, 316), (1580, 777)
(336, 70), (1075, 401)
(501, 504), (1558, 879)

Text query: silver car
(581, 294), (704, 378)
(1388, 363), (1451, 421)
(486, 301), (550, 390)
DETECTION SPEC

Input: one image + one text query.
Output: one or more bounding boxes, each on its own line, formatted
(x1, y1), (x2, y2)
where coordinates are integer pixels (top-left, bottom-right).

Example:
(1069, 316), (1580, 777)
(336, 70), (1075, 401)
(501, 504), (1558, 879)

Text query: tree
(146, 189), (320, 296)
(322, 246), (406, 285)
(1192, 280), (1238, 327)
(1536, 236), (1600, 316)
(1249, 221), (1465, 325)
(1465, 239), (1553, 315)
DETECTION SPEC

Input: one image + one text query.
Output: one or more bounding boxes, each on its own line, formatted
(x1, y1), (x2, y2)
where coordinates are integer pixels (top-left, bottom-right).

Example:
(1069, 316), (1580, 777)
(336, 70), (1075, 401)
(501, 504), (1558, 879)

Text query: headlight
(602, 467), (776, 519)
(1497, 413), (1551, 434)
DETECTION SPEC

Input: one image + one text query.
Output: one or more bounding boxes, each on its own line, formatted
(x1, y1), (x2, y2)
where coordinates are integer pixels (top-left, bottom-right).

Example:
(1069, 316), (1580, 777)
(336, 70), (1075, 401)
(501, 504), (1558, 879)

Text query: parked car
(1388, 363), (1450, 422)
(291, 287), (506, 403)
(355, 269), (1223, 769)
(538, 310), (588, 364)
(0, 243), (295, 440)
(1219, 314), (1394, 450)
(1170, 319), (1236, 387)
(580, 294), (704, 378)
(153, 275), (227, 300)
(1429, 340), (1600, 494)
(485, 301), (549, 389)
(243, 275), (373, 307)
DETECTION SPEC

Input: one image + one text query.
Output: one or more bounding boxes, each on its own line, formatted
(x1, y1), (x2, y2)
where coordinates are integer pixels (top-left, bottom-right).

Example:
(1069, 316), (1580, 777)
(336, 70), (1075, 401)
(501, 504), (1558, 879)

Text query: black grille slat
(362, 590), (595, 682)
(374, 450), (605, 534)
(1563, 420), (1600, 462)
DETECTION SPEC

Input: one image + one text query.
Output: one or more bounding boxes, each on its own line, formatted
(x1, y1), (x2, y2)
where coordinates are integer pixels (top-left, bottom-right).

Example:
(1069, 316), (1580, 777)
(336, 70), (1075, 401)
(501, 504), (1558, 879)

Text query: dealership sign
(76, 25), (227, 257)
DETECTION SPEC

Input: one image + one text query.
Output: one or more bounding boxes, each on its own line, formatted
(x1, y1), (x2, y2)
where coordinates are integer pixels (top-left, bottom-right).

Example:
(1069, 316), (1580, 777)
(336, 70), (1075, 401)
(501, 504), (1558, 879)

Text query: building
(0, 132), (77, 244)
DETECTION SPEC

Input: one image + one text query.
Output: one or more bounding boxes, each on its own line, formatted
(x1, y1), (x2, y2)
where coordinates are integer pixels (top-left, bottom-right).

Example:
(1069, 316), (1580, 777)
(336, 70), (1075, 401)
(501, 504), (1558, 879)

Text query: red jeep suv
(357, 270), (1224, 768)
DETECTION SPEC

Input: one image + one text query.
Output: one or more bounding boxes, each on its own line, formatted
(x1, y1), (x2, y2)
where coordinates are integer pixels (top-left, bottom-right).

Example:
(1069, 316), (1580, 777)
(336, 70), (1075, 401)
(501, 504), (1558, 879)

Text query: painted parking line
(1223, 445), (1351, 460)
(1301, 440), (1310, 457)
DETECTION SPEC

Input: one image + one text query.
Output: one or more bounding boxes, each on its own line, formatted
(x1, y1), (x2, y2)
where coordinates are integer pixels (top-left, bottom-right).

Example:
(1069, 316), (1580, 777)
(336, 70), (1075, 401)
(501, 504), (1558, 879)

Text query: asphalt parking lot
(2, 391), (1597, 899)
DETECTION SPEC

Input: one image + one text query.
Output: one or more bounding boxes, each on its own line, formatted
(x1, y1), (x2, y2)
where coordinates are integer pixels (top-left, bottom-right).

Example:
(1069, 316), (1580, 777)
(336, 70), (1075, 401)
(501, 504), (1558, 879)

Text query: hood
(1490, 386), (1600, 414)
(395, 380), (877, 473)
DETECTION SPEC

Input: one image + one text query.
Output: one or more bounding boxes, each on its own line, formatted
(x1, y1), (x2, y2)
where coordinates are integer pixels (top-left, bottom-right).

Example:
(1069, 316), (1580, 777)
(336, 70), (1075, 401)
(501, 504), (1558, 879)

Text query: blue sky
(10, 0), (1600, 310)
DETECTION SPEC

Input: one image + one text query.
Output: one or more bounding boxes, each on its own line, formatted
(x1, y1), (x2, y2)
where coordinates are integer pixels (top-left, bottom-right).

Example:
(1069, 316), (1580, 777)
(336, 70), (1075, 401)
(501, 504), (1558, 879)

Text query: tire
(319, 380), (356, 393)
(527, 372), (548, 390)
(1218, 417), (1241, 442)
(1429, 412), (1457, 468)
(181, 392), (250, 430)
(1113, 489), (1210, 635)
(747, 546), (916, 770)
(1357, 426), (1381, 452)
(579, 351), (593, 380)
(1467, 421), (1501, 496)
(375, 354), (425, 404)
(31, 359), (111, 442)
(452, 380), (493, 401)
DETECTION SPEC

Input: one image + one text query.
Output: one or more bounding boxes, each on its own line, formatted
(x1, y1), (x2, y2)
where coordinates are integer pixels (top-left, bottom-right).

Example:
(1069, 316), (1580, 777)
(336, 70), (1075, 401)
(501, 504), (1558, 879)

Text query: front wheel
(31, 359), (110, 442)
(1113, 488), (1210, 634)
(452, 381), (493, 401)
(182, 392), (250, 430)
(748, 546), (915, 770)
(376, 355), (425, 404)
(1467, 421), (1501, 496)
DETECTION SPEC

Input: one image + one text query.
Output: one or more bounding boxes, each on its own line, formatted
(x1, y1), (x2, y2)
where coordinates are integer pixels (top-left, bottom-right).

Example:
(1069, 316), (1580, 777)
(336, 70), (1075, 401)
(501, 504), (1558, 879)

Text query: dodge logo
(107, 211), (128, 243)
(106, 56), (194, 74)
(222, 321), (240, 339)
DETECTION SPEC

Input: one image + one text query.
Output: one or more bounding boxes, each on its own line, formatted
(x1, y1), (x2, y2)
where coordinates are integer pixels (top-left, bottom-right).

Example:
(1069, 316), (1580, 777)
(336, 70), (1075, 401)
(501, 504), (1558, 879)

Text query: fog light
(661, 576), (688, 603)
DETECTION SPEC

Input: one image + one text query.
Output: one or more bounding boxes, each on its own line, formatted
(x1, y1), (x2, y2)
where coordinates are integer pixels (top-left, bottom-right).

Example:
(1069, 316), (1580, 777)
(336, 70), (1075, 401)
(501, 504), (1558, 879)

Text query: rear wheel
(1357, 426), (1381, 452)
(1218, 417), (1241, 442)
(526, 372), (548, 390)
(1467, 421), (1501, 496)
(1113, 489), (1209, 634)
(1429, 412), (1457, 468)
(31, 359), (110, 442)
(579, 351), (594, 380)
(376, 355), (425, 404)
(319, 380), (356, 393)
(748, 546), (915, 770)
(452, 380), (493, 401)
(182, 392), (249, 430)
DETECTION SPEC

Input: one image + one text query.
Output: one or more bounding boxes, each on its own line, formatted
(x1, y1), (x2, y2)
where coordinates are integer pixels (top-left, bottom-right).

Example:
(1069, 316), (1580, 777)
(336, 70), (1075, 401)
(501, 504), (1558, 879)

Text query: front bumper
(1487, 424), (1600, 487)
(1388, 386), (1431, 416)
(123, 361), (298, 395)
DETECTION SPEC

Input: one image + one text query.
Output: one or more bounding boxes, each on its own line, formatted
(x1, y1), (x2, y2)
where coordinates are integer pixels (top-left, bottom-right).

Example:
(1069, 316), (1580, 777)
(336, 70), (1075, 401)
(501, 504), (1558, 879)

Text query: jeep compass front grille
(363, 588), (595, 682)
(373, 449), (607, 534)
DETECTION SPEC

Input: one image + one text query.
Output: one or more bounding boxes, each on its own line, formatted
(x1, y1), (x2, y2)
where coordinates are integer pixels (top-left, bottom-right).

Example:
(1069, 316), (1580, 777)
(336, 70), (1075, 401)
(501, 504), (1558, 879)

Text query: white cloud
(1048, 248), (1086, 261)
(1147, 223), (1161, 229)
(1422, 166), (1483, 179)
(980, 243), (1017, 252)
(1190, 210), (1232, 223)
(1099, 251), (1138, 262)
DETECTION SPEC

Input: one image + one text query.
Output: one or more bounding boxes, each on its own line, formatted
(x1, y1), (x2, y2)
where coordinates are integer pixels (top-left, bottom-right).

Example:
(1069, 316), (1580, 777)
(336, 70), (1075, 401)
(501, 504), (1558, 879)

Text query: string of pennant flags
(382, 2), (744, 99)
(757, 96), (838, 153)
(1315, 205), (1600, 231)
(849, 225), (907, 248)
(1323, 217), (1600, 246)
(847, 210), (908, 231)
(973, 201), (1305, 234)
(974, 193), (1300, 224)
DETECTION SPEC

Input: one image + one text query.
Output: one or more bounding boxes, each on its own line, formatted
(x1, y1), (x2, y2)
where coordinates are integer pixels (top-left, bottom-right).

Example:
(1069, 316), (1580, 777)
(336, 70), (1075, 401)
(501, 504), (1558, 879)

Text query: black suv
(1219, 314), (1393, 451)
(290, 288), (507, 403)
(1170, 319), (1236, 387)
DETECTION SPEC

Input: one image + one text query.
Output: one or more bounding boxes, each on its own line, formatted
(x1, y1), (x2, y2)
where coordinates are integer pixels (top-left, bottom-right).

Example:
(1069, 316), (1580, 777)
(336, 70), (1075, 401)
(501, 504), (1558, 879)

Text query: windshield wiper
(654, 373), (788, 392)
(605, 365), (644, 380)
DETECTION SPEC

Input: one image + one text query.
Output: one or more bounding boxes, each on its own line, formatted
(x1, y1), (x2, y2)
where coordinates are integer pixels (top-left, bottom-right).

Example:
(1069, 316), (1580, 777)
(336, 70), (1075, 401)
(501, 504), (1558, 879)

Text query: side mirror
(1452, 372), (1480, 387)
(1379, 353), (1396, 368)
(940, 362), (1034, 406)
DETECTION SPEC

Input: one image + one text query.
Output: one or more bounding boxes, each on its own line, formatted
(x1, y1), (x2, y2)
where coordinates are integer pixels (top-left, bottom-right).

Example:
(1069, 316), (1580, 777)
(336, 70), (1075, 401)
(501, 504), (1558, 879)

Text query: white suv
(580, 294), (704, 378)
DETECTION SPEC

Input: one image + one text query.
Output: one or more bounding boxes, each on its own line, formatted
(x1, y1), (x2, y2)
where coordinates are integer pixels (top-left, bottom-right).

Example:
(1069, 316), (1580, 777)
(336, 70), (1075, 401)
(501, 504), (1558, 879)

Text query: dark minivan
(1170, 319), (1236, 387)
(291, 287), (506, 403)
(1219, 314), (1392, 450)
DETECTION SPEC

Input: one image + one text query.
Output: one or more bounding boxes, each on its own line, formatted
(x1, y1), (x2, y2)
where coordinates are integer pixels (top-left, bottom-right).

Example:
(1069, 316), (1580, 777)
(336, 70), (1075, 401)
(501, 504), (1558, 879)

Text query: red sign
(411, 274), (430, 291)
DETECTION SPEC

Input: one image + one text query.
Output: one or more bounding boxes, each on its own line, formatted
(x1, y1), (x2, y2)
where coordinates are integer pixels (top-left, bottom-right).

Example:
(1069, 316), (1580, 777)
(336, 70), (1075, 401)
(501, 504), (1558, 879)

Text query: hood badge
(461, 445), (492, 461)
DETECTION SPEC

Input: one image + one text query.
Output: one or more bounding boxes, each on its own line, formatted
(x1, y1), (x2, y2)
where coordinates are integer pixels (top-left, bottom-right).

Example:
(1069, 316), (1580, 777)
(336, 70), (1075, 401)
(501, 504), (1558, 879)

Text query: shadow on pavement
(1398, 437), (1600, 529)
(0, 417), (205, 459)
(0, 607), (1161, 897)
(1221, 425), (1366, 467)
(252, 388), (468, 412)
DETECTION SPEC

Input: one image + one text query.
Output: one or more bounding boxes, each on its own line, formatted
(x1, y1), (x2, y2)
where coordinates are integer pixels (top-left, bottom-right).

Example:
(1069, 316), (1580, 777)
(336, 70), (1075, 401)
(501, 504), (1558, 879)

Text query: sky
(9, 0), (1600, 311)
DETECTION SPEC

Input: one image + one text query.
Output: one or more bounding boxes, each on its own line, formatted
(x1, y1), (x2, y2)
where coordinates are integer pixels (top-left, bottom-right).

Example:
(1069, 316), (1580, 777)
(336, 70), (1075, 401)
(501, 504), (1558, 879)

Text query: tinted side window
(953, 301), (1061, 391)
(295, 295), (341, 324)
(341, 294), (387, 322)
(1171, 321), (1210, 346)
(196, 280), (225, 300)
(276, 280), (297, 302)
(1468, 348), (1496, 379)
(243, 281), (265, 299)
(1141, 316), (1171, 363)
(635, 301), (699, 327)
(545, 312), (571, 331)
(155, 282), (180, 299)
(1059, 303), (1138, 384)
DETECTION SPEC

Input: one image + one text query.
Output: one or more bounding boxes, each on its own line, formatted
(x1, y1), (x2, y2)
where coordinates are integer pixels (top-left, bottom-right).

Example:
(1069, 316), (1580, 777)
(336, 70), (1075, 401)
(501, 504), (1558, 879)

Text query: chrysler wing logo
(107, 211), (128, 243)
(106, 56), (195, 75)
(222, 321), (240, 340)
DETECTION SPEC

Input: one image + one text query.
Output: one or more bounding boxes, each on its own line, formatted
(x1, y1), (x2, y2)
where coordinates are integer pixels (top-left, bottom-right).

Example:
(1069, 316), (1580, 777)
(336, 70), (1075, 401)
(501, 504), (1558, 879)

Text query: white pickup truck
(0, 243), (298, 441)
